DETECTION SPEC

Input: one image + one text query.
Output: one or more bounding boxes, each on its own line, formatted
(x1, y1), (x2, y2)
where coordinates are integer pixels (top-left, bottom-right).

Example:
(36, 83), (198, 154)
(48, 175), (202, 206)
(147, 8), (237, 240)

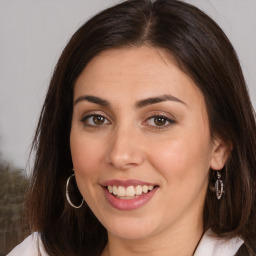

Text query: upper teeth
(107, 185), (154, 197)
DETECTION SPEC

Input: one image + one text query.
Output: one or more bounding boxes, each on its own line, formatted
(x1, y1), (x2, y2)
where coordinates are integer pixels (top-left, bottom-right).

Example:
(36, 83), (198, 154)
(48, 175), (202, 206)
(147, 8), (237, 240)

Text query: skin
(70, 46), (228, 256)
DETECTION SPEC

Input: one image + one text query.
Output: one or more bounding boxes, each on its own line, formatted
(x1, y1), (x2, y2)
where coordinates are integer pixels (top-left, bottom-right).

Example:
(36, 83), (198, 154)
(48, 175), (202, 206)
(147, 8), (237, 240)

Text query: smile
(101, 180), (159, 210)
(106, 185), (155, 199)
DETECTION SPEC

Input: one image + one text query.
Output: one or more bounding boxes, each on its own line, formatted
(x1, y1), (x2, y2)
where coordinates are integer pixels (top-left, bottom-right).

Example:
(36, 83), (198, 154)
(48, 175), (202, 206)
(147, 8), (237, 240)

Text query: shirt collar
(194, 229), (244, 256)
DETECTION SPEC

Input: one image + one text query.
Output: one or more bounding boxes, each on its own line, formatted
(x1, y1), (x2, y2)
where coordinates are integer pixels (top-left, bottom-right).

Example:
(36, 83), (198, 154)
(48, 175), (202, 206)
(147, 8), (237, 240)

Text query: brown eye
(93, 115), (105, 125)
(154, 116), (167, 126)
(145, 115), (176, 128)
(81, 114), (110, 127)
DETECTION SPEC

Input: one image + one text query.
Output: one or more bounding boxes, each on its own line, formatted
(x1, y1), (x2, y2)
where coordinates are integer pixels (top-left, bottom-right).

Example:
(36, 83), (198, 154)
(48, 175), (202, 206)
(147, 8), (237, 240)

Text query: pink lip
(101, 180), (159, 211)
(101, 179), (157, 187)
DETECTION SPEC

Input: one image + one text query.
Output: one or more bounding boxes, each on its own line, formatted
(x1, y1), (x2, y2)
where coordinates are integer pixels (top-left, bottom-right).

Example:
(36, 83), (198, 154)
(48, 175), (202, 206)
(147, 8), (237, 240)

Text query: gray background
(0, 0), (255, 170)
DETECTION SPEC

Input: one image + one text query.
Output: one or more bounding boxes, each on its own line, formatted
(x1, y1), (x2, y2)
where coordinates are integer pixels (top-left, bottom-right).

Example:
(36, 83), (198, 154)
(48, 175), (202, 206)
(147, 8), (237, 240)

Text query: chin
(103, 216), (160, 240)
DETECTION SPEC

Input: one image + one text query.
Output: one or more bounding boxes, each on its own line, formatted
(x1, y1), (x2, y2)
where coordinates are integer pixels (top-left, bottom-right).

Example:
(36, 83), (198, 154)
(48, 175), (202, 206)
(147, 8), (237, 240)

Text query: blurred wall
(0, 0), (255, 170)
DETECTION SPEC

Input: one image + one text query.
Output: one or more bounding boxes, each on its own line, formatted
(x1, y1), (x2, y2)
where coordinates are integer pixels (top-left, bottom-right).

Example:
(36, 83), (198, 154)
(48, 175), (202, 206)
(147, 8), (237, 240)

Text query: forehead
(74, 46), (204, 107)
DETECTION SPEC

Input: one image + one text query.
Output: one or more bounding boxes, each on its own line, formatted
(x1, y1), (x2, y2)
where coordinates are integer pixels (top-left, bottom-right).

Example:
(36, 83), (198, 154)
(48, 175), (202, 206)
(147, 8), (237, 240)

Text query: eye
(81, 114), (110, 127)
(145, 115), (175, 128)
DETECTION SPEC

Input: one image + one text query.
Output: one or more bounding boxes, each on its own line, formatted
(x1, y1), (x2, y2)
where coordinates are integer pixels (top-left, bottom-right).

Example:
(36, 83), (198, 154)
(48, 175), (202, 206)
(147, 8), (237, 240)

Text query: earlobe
(210, 137), (232, 170)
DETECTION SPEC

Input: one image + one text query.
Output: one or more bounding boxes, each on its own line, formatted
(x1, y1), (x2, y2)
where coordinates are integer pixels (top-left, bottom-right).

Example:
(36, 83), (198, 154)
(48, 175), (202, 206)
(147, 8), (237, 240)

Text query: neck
(102, 216), (204, 256)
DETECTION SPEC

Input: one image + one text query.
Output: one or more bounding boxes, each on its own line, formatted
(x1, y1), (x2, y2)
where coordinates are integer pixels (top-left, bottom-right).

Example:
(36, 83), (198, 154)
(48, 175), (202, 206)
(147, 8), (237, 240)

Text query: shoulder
(194, 230), (244, 256)
(7, 232), (48, 256)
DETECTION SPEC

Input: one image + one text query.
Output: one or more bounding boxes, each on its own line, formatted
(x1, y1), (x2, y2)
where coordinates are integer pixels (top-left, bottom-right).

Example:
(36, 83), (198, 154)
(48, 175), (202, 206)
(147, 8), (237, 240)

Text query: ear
(210, 136), (232, 170)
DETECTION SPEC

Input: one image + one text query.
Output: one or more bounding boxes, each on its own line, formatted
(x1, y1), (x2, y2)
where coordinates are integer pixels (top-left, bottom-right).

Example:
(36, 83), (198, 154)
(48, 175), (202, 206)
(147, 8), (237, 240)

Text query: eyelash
(81, 114), (111, 127)
(144, 114), (176, 129)
(80, 113), (176, 129)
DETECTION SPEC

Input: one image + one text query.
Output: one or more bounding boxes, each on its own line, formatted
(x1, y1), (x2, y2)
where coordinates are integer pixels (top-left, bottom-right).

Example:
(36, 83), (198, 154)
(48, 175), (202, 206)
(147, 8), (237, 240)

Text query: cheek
(70, 132), (107, 208)
(70, 132), (105, 179)
(148, 130), (212, 182)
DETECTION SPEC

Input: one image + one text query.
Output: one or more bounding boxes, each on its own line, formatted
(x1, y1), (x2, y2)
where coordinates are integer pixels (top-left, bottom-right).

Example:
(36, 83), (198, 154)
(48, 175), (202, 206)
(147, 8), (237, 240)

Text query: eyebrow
(74, 95), (110, 107)
(135, 94), (187, 108)
(74, 94), (186, 108)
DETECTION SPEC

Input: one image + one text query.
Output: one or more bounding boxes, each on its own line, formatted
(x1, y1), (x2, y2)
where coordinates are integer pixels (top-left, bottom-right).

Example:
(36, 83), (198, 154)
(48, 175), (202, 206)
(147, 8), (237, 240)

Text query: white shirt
(7, 230), (244, 256)
(194, 230), (244, 256)
(7, 232), (47, 256)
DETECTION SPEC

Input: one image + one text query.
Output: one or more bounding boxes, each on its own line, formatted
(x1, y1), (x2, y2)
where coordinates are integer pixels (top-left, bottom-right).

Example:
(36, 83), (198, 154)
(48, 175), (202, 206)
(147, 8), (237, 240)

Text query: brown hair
(26, 0), (256, 255)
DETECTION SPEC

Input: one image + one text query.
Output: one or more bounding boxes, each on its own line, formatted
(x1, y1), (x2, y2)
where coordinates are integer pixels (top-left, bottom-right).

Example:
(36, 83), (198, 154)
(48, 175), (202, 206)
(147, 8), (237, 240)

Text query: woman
(8, 0), (256, 255)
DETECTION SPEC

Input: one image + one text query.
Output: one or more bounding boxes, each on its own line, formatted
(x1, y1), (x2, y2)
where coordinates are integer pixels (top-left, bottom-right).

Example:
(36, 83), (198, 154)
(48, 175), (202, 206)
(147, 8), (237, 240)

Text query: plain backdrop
(0, 0), (255, 170)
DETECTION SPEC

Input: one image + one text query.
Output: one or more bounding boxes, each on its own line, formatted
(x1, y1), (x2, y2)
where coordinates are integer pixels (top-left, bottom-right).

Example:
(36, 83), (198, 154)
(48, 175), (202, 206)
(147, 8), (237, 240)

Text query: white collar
(194, 229), (244, 256)
(9, 230), (244, 256)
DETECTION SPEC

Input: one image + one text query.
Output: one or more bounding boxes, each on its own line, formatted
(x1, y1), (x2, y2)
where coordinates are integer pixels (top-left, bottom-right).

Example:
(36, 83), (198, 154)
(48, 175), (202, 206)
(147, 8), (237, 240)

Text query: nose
(106, 126), (145, 170)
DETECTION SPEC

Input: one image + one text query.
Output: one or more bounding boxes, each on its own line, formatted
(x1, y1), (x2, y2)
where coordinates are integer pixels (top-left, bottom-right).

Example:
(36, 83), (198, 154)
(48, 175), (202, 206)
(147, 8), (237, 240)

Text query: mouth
(101, 180), (159, 210)
(105, 184), (158, 199)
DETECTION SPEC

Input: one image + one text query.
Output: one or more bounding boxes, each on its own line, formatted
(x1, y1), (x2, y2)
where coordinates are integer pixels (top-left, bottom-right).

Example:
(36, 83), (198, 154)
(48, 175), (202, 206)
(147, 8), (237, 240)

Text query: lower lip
(103, 187), (158, 210)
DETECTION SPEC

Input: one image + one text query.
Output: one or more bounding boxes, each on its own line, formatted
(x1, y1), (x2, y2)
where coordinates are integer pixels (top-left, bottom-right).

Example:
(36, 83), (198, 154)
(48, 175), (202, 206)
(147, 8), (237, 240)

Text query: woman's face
(70, 46), (224, 240)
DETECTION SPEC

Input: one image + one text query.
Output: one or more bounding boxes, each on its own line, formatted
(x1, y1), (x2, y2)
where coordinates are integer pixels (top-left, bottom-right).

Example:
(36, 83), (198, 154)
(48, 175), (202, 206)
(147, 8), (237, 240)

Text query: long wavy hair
(25, 0), (256, 255)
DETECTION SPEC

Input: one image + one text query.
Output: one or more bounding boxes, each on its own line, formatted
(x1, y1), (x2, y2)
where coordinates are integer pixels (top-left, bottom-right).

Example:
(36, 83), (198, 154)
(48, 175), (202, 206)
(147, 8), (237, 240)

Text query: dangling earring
(66, 173), (84, 208)
(215, 171), (224, 200)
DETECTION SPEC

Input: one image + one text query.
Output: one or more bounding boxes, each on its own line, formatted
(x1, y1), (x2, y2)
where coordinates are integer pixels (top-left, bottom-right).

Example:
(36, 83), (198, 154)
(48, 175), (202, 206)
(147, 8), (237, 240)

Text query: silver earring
(66, 173), (84, 208)
(215, 171), (224, 200)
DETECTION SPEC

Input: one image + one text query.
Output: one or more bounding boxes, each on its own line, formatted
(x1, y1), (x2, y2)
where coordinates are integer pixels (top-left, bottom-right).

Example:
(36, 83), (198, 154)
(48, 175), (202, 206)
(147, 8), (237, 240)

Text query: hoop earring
(66, 173), (84, 208)
(215, 171), (224, 200)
